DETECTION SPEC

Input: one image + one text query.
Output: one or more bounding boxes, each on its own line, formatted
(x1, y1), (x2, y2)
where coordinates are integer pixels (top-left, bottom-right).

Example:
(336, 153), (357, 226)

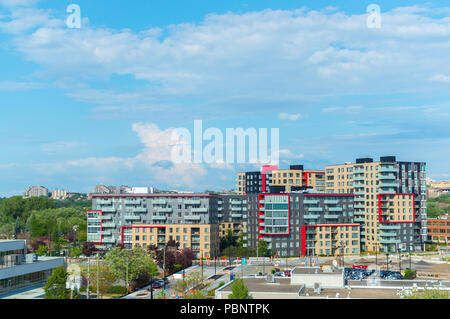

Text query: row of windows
(134, 227), (209, 233)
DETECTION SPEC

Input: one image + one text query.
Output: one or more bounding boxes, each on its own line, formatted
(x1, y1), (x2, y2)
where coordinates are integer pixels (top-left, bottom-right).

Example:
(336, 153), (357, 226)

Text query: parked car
(152, 282), (163, 289)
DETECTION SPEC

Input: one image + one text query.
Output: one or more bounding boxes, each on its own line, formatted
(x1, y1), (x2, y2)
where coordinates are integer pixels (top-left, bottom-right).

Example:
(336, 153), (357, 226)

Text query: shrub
(404, 268), (416, 279)
(107, 286), (128, 295)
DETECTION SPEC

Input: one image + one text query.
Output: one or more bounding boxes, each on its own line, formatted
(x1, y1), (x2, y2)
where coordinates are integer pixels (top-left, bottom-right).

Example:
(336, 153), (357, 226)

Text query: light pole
(375, 245), (378, 271)
(398, 248), (402, 274)
(163, 246), (166, 294)
(386, 253), (389, 272)
(96, 253), (100, 299)
(87, 256), (90, 300)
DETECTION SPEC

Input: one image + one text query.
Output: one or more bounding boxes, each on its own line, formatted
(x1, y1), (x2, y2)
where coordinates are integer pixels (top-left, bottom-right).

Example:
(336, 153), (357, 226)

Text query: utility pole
(408, 246), (412, 270)
(201, 251), (204, 280)
(163, 247), (166, 293)
(96, 253), (100, 299)
(375, 245), (378, 271)
(386, 253), (389, 272)
(87, 256), (90, 300)
(256, 240), (259, 275)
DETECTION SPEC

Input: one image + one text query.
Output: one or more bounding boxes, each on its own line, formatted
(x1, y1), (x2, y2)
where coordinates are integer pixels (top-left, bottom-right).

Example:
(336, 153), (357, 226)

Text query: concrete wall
(291, 273), (344, 288)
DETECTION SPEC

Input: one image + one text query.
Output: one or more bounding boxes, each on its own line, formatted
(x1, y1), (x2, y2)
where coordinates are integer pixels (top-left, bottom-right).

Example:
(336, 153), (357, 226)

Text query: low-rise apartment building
(244, 192), (360, 257)
(87, 193), (222, 258)
(427, 215), (449, 244)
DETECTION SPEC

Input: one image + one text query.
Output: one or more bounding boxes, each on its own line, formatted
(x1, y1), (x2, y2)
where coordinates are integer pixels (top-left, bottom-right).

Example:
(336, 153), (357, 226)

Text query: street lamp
(386, 253), (389, 272)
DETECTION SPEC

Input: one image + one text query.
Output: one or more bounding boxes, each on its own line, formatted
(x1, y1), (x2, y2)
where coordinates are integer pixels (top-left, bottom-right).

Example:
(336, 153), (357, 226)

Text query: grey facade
(244, 193), (356, 257)
(88, 194), (221, 249)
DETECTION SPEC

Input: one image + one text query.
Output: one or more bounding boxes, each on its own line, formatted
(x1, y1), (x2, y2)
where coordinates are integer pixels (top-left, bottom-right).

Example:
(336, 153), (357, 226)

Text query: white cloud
(428, 74), (450, 83)
(0, 5), (449, 114)
(0, 80), (46, 90)
(278, 113), (301, 121)
(322, 106), (363, 113)
(279, 148), (304, 160)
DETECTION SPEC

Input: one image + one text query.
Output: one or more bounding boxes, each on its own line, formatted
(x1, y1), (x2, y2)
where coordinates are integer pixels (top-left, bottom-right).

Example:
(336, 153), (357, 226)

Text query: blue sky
(0, 0), (449, 196)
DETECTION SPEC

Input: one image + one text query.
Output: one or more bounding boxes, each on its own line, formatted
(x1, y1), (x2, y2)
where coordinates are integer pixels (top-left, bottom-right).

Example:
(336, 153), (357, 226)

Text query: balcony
(231, 213), (242, 218)
(157, 207), (172, 213)
(353, 175), (364, 181)
(102, 207), (116, 213)
(259, 207), (265, 211)
(354, 197), (365, 202)
(100, 230), (111, 236)
(102, 237), (116, 243)
(101, 215), (112, 220)
(354, 204), (365, 209)
(354, 191), (364, 195)
(324, 200), (339, 205)
(379, 182), (399, 188)
(324, 215), (339, 219)
(185, 216), (201, 221)
(328, 207), (343, 212)
(353, 168), (364, 173)
(124, 215), (141, 221)
(304, 215), (319, 219)
(353, 182), (364, 188)
(185, 200), (201, 205)
(380, 224), (401, 230)
(379, 174), (396, 180)
(191, 208), (208, 213)
(304, 200), (319, 204)
(96, 199), (112, 205)
(380, 239), (401, 244)
(152, 199), (167, 205)
(152, 215), (167, 220)
(132, 207), (147, 213)
(231, 207), (242, 211)
(354, 217), (365, 223)
(125, 200), (141, 205)
(308, 207), (323, 212)
(102, 223), (116, 228)
(379, 167), (397, 173)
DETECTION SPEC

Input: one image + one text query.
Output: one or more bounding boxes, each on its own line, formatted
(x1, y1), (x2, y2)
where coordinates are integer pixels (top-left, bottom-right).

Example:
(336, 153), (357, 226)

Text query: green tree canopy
(104, 246), (158, 287)
(228, 277), (252, 299)
(44, 266), (71, 299)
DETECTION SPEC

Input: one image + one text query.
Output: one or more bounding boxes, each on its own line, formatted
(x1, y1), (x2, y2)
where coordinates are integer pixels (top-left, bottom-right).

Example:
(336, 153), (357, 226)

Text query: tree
(82, 265), (116, 299)
(44, 266), (71, 299)
(36, 245), (49, 256)
(176, 248), (195, 269)
(228, 277), (252, 299)
(82, 242), (97, 257)
(258, 240), (271, 257)
(104, 246), (158, 288)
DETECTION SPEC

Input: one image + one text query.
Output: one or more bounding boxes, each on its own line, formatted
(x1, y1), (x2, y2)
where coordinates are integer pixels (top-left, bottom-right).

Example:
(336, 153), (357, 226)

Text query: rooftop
(219, 277), (402, 299)
(291, 267), (343, 275)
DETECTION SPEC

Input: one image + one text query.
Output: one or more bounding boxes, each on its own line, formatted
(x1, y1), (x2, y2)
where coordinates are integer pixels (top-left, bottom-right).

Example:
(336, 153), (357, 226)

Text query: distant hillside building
(94, 185), (153, 195)
(427, 180), (450, 199)
(22, 186), (49, 199)
(50, 189), (68, 200)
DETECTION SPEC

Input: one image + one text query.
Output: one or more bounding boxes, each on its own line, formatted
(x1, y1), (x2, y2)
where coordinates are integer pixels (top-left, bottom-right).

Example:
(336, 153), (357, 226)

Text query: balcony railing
(191, 208), (208, 213)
